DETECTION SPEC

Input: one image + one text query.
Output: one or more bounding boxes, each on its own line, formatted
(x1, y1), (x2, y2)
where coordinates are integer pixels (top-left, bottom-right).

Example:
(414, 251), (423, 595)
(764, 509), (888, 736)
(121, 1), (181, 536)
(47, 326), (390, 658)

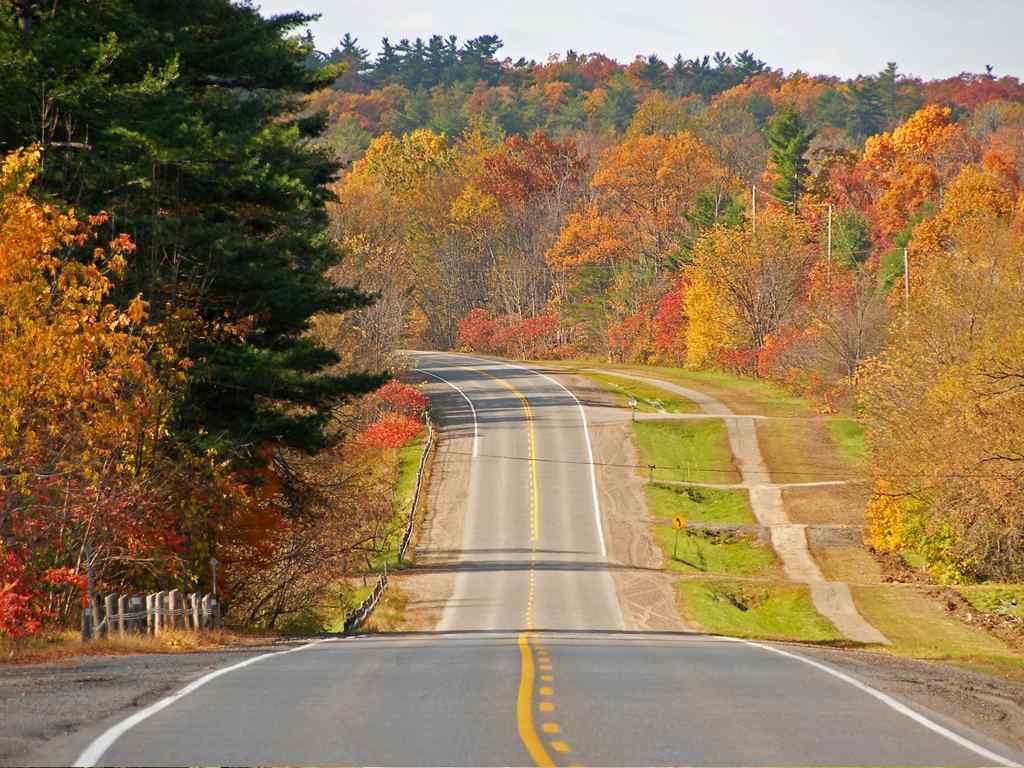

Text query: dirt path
(585, 369), (888, 645)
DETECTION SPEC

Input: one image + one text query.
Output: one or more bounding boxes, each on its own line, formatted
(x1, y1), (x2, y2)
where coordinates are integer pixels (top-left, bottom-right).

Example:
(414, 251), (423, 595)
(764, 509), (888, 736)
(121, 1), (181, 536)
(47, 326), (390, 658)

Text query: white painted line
(414, 367), (479, 458)
(718, 635), (1021, 767)
(452, 355), (607, 559)
(73, 639), (328, 767)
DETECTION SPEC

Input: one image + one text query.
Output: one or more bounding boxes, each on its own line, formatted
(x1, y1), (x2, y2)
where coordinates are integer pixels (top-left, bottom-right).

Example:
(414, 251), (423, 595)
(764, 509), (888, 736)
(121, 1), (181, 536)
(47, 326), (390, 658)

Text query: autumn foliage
(0, 148), (178, 633)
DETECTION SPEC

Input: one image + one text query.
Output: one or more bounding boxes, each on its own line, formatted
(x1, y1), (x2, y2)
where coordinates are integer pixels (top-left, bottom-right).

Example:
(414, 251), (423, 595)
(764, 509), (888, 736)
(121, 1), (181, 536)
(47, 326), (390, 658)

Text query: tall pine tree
(766, 105), (815, 210)
(0, 0), (383, 464)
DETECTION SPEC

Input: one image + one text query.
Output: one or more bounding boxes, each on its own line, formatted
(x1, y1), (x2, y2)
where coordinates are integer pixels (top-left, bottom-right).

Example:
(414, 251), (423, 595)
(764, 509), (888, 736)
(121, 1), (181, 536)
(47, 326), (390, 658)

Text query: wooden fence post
(117, 595), (127, 636)
(102, 594), (115, 638)
(154, 591), (165, 635)
(145, 594), (154, 634)
(201, 594), (210, 630)
(190, 592), (200, 630)
(168, 589), (180, 630)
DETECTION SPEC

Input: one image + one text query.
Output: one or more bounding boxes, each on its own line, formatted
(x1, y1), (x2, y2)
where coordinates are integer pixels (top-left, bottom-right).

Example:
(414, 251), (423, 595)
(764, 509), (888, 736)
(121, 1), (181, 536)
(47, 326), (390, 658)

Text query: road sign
(672, 515), (686, 560)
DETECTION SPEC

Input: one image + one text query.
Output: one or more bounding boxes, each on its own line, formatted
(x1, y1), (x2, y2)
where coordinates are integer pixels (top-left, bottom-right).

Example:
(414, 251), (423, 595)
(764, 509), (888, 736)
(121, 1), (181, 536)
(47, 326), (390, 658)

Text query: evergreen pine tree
(766, 105), (815, 210)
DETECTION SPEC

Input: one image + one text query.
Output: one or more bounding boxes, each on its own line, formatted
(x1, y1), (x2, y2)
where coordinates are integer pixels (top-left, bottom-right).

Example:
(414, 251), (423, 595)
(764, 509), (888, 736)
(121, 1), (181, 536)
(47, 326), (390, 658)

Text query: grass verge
(0, 628), (272, 665)
(654, 526), (777, 577)
(632, 419), (739, 484)
(581, 371), (700, 413)
(371, 432), (428, 572)
(851, 585), (1024, 678)
(955, 584), (1024, 617)
(677, 579), (842, 642)
(646, 482), (754, 524)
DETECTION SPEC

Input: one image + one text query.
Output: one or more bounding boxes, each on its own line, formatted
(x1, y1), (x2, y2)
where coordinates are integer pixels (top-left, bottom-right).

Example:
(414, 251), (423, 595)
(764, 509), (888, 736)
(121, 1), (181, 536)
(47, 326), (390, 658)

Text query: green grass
(646, 482), (754, 524)
(582, 371), (701, 413)
(678, 579), (842, 642)
(900, 550), (929, 571)
(851, 585), (1024, 678)
(956, 585), (1024, 617)
(654, 526), (777, 576)
(609, 364), (810, 417)
(370, 433), (427, 572)
(828, 417), (866, 466)
(632, 419), (739, 484)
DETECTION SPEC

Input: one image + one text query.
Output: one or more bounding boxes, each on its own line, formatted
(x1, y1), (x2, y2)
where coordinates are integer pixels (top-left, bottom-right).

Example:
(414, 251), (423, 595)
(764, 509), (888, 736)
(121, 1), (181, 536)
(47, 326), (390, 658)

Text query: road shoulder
(0, 643), (294, 767)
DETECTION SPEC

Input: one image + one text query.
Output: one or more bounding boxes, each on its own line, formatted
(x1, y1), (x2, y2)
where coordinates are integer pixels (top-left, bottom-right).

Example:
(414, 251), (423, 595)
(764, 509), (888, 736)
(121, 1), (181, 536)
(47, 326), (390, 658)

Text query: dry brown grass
(1, 628), (276, 666)
(812, 546), (886, 584)
(783, 485), (872, 525)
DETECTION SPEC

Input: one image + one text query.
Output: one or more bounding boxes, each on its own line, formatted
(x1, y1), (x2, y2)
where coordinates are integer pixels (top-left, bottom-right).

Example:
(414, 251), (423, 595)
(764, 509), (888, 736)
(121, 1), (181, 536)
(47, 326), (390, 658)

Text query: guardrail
(343, 414), (434, 634)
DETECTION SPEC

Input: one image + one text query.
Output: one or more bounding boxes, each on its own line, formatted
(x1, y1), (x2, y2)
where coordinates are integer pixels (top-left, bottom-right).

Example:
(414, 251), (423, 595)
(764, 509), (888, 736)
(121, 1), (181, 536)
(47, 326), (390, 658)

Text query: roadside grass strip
(582, 371), (701, 413)
(850, 585), (1024, 678)
(631, 419), (740, 484)
(646, 482), (755, 524)
(655, 526), (778, 577)
(679, 579), (842, 642)
(957, 584), (1024, 617)
(372, 432), (428, 572)
(828, 417), (866, 465)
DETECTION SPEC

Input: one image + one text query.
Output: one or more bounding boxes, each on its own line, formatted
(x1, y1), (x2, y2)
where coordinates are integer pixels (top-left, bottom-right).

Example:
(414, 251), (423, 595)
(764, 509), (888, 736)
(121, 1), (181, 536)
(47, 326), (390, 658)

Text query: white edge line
(414, 367), (479, 458)
(73, 639), (328, 767)
(445, 354), (606, 559)
(716, 634), (1021, 767)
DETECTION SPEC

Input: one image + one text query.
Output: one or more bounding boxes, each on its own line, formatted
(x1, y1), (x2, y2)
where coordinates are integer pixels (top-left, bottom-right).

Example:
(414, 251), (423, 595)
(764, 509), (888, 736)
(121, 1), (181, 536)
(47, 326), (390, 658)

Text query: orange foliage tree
(0, 147), (180, 632)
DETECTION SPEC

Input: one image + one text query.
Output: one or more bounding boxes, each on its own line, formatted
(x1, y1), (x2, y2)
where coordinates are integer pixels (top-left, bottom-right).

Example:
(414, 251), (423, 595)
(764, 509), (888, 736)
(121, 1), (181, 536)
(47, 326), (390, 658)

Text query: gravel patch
(0, 644), (295, 766)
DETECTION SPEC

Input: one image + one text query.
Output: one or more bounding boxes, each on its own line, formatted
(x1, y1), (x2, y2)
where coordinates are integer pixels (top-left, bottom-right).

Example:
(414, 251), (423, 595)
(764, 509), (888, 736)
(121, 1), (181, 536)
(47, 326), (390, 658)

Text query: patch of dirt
(796, 643), (1024, 754)
(549, 372), (687, 633)
(782, 483), (871, 526)
(876, 549), (933, 584)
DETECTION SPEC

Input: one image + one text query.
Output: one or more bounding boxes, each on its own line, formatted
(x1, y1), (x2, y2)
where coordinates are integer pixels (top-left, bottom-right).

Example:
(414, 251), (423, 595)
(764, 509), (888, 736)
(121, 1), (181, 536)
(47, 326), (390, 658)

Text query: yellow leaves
(449, 183), (499, 229)
(683, 272), (739, 367)
(0, 147), (167, 482)
(355, 129), (453, 194)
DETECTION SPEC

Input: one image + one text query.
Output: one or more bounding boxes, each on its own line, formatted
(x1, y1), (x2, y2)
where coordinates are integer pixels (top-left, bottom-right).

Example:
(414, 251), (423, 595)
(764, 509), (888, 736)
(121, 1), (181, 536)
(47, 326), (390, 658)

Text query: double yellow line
(465, 365), (568, 766)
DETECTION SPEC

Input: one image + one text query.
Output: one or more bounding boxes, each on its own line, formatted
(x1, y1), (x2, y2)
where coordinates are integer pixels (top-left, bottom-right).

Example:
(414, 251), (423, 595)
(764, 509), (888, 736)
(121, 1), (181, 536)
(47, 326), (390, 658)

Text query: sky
(253, 0), (1022, 81)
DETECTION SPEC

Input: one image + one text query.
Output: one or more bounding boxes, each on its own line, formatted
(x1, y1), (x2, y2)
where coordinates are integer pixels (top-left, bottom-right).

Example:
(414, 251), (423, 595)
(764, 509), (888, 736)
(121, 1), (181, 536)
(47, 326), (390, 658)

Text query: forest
(320, 34), (1024, 584)
(0, 1), (1022, 640)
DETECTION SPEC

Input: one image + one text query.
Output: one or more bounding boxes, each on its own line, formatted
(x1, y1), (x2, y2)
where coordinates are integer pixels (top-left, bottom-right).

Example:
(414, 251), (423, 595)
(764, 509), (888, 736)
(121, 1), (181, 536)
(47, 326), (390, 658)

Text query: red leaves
(457, 309), (560, 359)
(353, 382), (427, 449)
(368, 381), (428, 415)
(355, 413), (422, 449)
(0, 549), (42, 637)
(479, 131), (586, 209)
(652, 276), (689, 363)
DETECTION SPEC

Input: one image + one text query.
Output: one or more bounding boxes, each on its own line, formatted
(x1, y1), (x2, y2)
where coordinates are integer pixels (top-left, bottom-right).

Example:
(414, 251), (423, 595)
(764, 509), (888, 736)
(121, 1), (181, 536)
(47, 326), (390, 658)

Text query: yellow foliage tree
(684, 210), (815, 367)
(861, 205), (1024, 581)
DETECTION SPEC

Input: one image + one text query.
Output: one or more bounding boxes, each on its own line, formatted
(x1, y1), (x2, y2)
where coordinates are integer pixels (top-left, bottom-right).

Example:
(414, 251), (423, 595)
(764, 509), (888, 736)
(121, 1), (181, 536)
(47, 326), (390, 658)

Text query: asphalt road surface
(56, 353), (1022, 767)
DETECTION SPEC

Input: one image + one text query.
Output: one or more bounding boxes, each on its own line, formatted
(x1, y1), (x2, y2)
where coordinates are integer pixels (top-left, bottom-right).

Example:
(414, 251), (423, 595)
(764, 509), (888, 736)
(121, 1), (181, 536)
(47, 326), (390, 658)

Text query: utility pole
(751, 184), (757, 233)
(903, 247), (910, 317)
(827, 203), (833, 263)
(82, 540), (95, 640)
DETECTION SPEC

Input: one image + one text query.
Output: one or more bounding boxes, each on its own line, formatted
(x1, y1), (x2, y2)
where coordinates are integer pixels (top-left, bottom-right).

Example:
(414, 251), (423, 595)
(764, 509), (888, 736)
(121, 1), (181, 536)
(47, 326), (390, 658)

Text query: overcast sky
(253, 0), (1021, 81)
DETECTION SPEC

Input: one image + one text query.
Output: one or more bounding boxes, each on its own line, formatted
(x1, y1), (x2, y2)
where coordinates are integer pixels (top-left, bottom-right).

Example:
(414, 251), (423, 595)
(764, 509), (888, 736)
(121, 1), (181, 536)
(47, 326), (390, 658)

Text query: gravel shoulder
(544, 369), (686, 632)
(0, 642), (301, 766)
(794, 642), (1024, 755)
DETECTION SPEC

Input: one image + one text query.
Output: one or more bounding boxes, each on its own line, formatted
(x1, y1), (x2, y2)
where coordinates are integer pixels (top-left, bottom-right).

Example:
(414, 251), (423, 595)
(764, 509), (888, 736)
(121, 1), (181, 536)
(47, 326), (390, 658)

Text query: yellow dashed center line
(465, 366), (579, 766)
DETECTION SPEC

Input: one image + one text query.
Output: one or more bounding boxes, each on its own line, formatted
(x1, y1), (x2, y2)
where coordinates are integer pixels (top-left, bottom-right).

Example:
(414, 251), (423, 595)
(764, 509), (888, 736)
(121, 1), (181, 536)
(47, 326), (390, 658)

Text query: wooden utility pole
(903, 247), (910, 316)
(827, 203), (833, 263)
(751, 185), (757, 233)
(81, 541), (95, 640)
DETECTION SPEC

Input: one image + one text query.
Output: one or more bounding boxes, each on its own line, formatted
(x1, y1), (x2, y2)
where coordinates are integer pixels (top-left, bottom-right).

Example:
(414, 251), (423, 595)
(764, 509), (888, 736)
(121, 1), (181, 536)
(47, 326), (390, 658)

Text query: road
(58, 353), (1020, 766)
